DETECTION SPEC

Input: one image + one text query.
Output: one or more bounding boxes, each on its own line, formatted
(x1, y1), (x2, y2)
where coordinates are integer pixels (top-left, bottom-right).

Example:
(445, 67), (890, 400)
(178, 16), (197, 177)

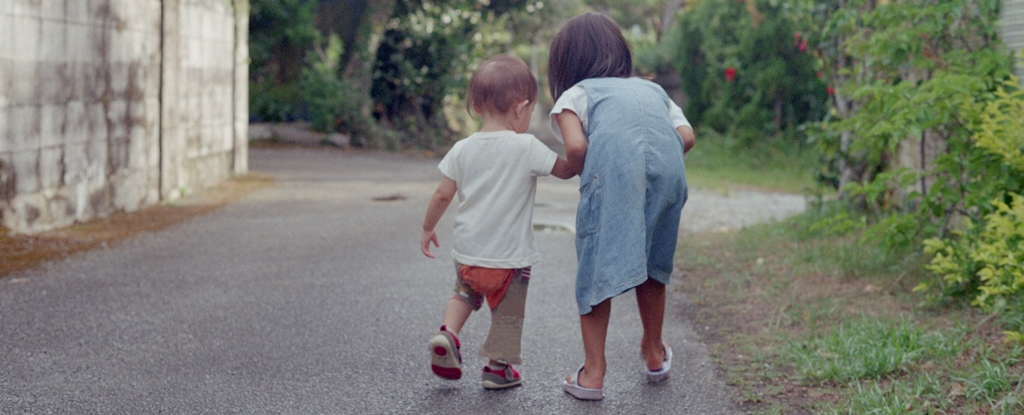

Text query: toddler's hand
(421, 230), (439, 258)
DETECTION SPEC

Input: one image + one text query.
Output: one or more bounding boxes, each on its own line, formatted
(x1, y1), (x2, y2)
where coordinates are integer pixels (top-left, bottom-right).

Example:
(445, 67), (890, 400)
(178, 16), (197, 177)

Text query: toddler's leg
(431, 295), (472, 380)
(445, 261), (483, 334)
(636, 278), (667, 370)
(443, 295), (474, 335)
(572, 299), (611, 390)
(479, 271), (529, 365)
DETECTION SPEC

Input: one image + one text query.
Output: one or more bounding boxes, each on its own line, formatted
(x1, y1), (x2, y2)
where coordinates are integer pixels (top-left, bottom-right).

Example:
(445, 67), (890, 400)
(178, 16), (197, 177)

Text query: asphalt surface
(0, 147), (804, 414)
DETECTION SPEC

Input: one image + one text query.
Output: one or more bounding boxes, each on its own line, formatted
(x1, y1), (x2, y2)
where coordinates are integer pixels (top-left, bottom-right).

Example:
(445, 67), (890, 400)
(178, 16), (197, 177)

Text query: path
(0, 147), (804, 414)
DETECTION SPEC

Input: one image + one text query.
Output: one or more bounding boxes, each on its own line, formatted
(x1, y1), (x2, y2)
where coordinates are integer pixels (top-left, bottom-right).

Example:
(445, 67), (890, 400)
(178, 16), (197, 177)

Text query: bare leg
(636, 278), (667, 370)
(442, 295), (473, 335)
(566, 299), (611, 389)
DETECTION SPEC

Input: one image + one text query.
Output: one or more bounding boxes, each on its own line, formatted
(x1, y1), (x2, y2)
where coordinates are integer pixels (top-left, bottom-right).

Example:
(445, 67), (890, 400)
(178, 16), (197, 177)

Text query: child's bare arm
(421, 177), (457, 258)
(556, 110), (588, 176)
(550, 158), (575, 179)
(677, 125), (695, 154)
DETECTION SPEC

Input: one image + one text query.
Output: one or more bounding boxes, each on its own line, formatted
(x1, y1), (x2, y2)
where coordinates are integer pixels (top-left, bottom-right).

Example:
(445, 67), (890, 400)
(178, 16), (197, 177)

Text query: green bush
(674, 0), (827, 143)
(249, 0), (320, 122)
(370, 0), (513, 149)
(811, 0), (1024, 323)
(300, 35), (374, 137)
(912, 80), (1024, 314)
(250, 76), (302, 122)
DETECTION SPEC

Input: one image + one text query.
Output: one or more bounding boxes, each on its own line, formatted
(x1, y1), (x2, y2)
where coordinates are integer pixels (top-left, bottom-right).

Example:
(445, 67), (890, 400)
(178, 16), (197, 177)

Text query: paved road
(1, 147), (803, 414)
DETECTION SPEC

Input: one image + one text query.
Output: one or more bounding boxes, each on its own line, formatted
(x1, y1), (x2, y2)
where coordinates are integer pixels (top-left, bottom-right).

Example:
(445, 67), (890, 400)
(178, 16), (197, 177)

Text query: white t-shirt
(548, 84), (692, 142)
(438, 130), (558, 269)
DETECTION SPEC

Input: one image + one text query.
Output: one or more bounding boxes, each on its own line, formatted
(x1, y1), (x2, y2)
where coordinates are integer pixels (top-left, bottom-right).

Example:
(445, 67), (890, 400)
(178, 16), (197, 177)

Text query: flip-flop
(562, 365), (603, 400)
(643, 344), (672, 383)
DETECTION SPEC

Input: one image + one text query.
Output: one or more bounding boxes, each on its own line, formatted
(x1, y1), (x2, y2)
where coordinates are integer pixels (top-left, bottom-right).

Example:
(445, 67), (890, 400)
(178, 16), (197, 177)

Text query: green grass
(676, 204), (1024, 414)
(813, 342), (1024, 414)
(789, 318), (958, 383)
(684, 131), (822, 194)
(673, 136), (1024, 413)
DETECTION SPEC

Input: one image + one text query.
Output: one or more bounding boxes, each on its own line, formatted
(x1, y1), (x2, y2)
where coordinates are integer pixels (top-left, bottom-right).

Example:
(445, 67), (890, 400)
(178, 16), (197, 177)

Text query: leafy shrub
(249, 0), (320, 122)
(300, 35), (374, 137)
(810, 0), (1024, 324)
(250, 77), (302, 122)
(923, 194), (1024, 310)
(674, 0), (827, 143)
(370, 0), (512, 149)
(914, 81), (1024, 315)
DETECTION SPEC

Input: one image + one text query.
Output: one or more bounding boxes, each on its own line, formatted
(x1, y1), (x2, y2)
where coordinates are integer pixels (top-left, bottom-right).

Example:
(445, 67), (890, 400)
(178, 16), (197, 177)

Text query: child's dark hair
(547, 12), (632, 101)
(467, 54), (538, 116)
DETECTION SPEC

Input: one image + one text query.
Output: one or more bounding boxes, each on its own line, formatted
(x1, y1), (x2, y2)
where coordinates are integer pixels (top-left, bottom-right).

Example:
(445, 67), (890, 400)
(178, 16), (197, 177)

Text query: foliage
(883, 75), (1022, 302)
(586, 0), (683, 41)
(677, 208), (1024, 413)
(923, 193), (1024, 312)
(249, 0), (320, 121)
(810, 0), (1024, 321)
(248, 0), (540, 148)
(506, 0), (583, 46)
(370, 0), (527, 149)
(674, 0), (827, 143)
(300, 35), (375, 137)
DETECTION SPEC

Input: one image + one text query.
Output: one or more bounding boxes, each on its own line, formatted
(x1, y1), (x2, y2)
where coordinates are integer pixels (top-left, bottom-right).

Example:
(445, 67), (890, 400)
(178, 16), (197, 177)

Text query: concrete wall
(0, 0), (248, 234)
(1003, 0), (1024, 84)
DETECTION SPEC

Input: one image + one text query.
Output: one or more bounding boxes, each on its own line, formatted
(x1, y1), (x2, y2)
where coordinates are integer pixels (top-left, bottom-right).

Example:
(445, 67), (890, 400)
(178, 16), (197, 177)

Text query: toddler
(420, 54), (574, 390)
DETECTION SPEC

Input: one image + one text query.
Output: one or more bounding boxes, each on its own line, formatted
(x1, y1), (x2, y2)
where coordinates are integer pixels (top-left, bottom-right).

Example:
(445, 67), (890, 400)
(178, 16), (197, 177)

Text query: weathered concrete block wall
(161, 0), (247, 200)
(0, 0), (248, 234)
(1003, 0), (1024, 85)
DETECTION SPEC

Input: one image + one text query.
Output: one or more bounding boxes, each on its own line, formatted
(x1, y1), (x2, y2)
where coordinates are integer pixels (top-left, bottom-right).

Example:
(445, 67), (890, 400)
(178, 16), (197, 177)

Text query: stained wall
(0, 0), (248, 233)
(1003, 0), (1024, 84)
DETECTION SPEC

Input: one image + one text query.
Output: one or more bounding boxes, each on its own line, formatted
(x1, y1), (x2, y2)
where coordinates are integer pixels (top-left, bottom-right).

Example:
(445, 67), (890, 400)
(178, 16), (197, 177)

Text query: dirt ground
(0, 175), (273, 280)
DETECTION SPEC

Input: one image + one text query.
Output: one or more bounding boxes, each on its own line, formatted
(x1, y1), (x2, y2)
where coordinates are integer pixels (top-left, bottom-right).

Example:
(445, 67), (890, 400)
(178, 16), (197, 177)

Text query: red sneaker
(481, 364), (522, 390)
(429, 326), (462, 380)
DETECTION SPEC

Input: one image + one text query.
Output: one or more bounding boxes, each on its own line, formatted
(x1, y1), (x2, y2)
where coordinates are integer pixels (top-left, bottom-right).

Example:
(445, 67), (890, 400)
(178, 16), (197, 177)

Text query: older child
(421, 54), (574, 389)
(547, 13), (696, 400)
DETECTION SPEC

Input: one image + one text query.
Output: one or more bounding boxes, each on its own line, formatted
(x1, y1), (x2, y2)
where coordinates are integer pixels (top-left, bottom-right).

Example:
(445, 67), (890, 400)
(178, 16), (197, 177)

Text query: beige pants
(453, 262), (530, 365)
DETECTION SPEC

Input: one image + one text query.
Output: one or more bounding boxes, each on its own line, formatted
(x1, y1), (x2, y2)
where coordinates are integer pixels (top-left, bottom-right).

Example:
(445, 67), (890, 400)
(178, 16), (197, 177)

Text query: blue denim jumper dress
(573, 77), (688, 315)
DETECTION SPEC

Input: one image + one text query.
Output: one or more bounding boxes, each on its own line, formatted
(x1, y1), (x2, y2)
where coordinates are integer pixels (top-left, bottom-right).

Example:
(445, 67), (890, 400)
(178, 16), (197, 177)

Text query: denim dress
(573, 77), (688, 315)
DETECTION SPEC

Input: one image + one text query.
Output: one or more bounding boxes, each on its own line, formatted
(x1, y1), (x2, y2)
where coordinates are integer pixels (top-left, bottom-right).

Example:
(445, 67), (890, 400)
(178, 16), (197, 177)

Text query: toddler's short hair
(467, 55), (538, 116)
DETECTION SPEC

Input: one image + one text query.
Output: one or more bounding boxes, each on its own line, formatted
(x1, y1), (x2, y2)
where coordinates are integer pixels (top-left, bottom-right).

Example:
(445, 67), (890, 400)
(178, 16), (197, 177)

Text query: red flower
(725, 67), (737, 83)
(826, 86), (835, 96)
(798, 38), (808, 53)
(816, 71), (824, 78)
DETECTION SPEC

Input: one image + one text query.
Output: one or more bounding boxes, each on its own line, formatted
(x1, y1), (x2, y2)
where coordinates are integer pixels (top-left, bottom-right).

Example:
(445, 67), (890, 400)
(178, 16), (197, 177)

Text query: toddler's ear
(515, 100), (532, 116)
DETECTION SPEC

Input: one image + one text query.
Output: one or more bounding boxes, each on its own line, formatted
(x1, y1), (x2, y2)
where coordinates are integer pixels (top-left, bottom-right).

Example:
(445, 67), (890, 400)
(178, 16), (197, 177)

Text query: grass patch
(790, 318), (957, 383)
(684, 130), (822, 194)
(675, 202), (1024, 414)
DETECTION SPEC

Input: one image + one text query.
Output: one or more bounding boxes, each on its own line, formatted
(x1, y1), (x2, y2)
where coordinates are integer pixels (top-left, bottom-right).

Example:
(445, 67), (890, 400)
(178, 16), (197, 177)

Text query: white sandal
(562, 365), (603, 400)
(643, 344), (672, 383)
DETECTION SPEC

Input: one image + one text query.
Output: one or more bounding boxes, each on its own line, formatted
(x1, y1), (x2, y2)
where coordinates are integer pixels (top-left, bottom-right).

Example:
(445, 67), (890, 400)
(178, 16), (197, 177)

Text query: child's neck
(479, 115), (515, 133)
